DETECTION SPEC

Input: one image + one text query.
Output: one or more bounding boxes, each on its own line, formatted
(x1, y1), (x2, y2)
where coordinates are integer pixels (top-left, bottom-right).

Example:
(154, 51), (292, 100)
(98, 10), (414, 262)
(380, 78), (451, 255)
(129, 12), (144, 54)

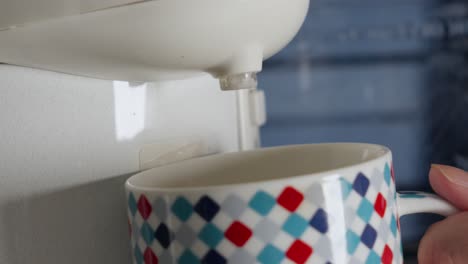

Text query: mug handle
(397, 191), (459, 217)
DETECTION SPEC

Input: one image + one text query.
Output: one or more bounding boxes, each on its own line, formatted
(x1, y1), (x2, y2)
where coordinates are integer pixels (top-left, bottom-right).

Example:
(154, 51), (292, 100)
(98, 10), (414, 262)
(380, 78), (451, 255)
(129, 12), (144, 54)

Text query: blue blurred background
(259, 0), (468, 261)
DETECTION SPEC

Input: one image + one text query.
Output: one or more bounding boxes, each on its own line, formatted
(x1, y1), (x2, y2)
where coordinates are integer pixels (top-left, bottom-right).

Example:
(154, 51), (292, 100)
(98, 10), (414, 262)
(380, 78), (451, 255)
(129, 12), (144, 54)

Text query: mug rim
(125, 142), (391, 193)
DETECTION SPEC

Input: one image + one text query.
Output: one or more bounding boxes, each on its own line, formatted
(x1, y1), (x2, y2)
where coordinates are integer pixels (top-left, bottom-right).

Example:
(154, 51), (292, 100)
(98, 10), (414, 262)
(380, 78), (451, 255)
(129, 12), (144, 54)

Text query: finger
(429, 164), (468, 210)
(418, 212), (468, 264)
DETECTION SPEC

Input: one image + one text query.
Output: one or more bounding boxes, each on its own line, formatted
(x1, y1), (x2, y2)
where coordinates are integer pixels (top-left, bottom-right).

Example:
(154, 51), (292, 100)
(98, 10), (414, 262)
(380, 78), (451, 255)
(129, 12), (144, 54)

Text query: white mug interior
(126, 143), (389, 191)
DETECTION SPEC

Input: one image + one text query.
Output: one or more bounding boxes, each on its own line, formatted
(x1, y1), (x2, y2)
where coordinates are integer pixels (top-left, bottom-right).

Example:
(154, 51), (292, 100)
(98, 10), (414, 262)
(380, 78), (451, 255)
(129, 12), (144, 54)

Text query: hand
(418, 165), (468, 264)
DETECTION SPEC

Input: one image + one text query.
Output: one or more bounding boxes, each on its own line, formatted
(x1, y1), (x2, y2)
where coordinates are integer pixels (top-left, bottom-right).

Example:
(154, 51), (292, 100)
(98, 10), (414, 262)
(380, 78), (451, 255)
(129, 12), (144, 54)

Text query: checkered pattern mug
(125, 143), (458, 264)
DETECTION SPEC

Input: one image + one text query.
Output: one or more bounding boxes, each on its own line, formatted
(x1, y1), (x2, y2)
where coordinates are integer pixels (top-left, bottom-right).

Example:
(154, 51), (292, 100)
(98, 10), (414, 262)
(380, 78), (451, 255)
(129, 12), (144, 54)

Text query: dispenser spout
(219, 72), (258, 90)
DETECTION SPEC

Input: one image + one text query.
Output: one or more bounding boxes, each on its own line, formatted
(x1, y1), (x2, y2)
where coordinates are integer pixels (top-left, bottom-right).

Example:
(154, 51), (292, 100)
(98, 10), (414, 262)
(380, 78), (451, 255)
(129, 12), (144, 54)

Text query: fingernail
(431, 164), (468, 188)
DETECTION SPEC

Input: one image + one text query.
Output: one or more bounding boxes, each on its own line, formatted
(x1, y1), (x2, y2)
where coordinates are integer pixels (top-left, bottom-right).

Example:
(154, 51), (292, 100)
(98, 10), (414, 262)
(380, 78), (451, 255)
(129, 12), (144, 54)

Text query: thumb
(428, 165), (468, 210)
(418, 165), (468, 264)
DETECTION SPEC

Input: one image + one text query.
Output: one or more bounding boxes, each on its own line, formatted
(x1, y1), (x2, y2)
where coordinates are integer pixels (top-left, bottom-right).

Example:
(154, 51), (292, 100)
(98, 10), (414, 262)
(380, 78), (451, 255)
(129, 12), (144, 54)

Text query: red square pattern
(137, 195), (152, 220)
(277, 187), (304, 212)
(224, 221), (253, 247)
(286, 240), (313, 264)
(144, 248), (158, 264)
(374, 193), (387, 217)
(381, 245), (393, 264)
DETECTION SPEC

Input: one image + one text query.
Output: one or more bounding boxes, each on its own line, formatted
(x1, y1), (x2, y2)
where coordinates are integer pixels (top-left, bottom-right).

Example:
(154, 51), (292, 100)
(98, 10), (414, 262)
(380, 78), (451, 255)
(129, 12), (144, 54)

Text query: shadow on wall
(1, 173), (133, 264)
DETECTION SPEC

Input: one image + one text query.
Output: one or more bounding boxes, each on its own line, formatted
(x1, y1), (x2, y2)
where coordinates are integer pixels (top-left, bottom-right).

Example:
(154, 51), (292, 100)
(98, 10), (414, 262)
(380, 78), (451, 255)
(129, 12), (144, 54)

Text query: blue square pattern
(353, 173), (370, 197)
(134, 246), (143, 264)
(171, 197), (193, 222)
(310, 208), (328, 233)
(198, 223), (224, 248)
(346, 230), (360, 254)
(390, 215), (398, 237)
(194, 195), (220, 222)
(384, 164), (392, 186)
(357, 198), (374, 222)
(282, 213), (308, 238)
(340, 179), (353, 200)
(203, 250), (227, 264)
(179, 250), (200, 264)
(154, 223), (171, 249)
(140, 222), (154, 245)
(366, 250), (381, 264)
(361, 224), (377, 249)
(258, 244), (284, 264)
(128, 193), (138, 216)
(249, 191), (276, 216)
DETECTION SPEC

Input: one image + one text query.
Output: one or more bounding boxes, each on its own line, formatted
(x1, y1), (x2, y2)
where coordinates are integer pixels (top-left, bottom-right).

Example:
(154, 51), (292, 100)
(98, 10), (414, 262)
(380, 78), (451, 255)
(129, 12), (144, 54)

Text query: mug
(125, 143), (458, 264)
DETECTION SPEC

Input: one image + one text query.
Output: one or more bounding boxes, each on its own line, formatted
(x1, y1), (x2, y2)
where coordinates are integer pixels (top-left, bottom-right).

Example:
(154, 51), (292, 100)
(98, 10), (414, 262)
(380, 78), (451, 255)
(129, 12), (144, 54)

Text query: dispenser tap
(219, 72), (258, 90)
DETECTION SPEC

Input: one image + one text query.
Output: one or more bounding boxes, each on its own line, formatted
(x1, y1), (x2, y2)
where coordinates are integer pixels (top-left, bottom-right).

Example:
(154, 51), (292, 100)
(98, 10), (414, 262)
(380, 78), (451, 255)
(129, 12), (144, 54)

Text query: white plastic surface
(0, 64), (257, 264)
(0, 0), (145, 29)
(0, 0), (309, 82)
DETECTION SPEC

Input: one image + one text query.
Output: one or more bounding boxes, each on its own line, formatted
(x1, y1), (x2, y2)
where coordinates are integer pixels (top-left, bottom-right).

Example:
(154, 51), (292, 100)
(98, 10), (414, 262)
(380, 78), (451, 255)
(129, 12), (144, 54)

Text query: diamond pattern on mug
(382, 244), (394, 264)
(286, 239), (313, 264)
(304, 183), (324, 205)
(171, 197), (193, 222)
(346, 229), (361, 254)
(134, 245), (144, 264)
(128, 193), (138, 217)
(357, 198), (374, 222)
(225, 221), (253, 247)
(154, 223), (171, 249)
(194, 195), (220, 222)
(309, 208), (328, 234)
(198, 223), (224, 248)
(353, 173), (370, 197)
(366, 250), (381, 264)
(277, 186), (304, 212)
(374, 193), (387, 218)
(390, 215), (398, 237)
(257, 244), (284, 264)
(282, 213), (308, 238)
(248, 191), (276, 216)
(361, 224), (377, 249)
(175, 224), (197, 247)
(152, 197), (168, 221)
(371, 168), (384, 189)
(137, 195), (152, 220)
(341, 178), (353, 199)
(202, 249), (226, 264)
(254, 218), (280, 243)
(384, 164), (392, 186)
(221, 194), (247, 219)
(178, 249), (199, 264)
(132, 217), (141, 242)
(140, 222), (154, 245)
(143, 247), (158, 264)
(128, 161), (401, 264)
